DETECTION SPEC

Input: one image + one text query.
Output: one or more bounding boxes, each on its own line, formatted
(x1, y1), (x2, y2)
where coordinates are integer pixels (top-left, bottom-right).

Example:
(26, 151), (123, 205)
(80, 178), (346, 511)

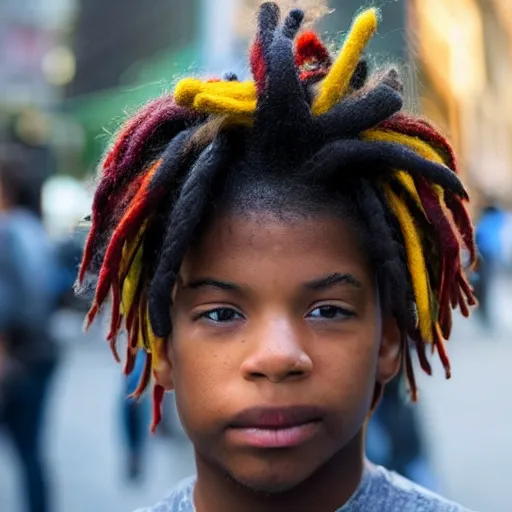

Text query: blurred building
(67, 0), (197, 97)
(0, 0), (77, 213)
(0, 0), (77, 117)
(64, 0), (201, 171)
(409, 0), (512, 205)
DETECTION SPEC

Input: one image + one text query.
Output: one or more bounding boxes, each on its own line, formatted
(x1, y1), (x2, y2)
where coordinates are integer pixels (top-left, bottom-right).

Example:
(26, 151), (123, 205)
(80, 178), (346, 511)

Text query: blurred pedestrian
(0, 147), (60, 512)
(474, 203), (506, 328)
(121, 349), (150, 482)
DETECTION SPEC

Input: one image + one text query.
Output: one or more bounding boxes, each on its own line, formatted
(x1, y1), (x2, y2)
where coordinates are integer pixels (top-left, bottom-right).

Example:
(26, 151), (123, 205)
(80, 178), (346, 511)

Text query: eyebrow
(185, 278), (241, 292)
(184, 273), (362, 293)
(304, 272), (363, 291)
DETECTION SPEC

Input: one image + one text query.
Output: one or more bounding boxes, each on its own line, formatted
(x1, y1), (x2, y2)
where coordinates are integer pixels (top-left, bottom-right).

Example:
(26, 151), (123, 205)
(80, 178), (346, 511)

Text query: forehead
(181, 212), (372, 283)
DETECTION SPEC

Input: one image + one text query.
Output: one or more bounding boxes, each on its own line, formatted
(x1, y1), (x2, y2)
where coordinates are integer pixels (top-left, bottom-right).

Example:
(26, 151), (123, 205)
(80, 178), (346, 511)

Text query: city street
(1, 285), (511, 512)
(1, 0), (512, 511)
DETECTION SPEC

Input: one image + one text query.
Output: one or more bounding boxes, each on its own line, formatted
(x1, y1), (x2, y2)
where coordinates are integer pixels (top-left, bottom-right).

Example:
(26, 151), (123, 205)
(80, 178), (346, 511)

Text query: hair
(77, 5), (477, 432)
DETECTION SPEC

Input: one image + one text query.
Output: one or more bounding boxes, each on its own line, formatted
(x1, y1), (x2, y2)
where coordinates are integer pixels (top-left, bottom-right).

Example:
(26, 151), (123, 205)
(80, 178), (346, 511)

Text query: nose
(240, 315), (313, 383)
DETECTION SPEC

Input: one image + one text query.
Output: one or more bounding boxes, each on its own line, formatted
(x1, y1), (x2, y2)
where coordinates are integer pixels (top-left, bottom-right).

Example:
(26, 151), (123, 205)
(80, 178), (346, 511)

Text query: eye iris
(320, 306), (338, 318)
(212, 308), (236, 322)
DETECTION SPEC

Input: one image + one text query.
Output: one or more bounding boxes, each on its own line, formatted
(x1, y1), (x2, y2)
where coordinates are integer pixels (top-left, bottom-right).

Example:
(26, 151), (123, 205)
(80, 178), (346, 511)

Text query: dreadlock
(77, 5), (477, 432)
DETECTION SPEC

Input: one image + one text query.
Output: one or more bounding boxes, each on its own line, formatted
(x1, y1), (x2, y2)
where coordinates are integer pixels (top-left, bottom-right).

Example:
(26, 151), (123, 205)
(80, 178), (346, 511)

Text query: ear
(152, 336), (175, 392)
(370, 316), (402, 412)
(377, 315), (402, 385)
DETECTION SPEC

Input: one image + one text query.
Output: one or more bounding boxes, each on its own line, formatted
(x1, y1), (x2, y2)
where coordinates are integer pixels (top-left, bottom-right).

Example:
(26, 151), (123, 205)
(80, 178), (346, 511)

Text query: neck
(194, 431), (366, 512)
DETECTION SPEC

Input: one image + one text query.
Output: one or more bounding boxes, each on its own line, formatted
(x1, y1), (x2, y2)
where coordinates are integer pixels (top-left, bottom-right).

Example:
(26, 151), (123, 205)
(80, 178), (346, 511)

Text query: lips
(227, 406), (323, 448)
(230, 406), (323, 429)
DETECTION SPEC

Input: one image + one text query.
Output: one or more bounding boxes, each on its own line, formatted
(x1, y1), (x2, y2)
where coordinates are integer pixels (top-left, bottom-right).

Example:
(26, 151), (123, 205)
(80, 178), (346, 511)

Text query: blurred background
(0, 1), (511, 511)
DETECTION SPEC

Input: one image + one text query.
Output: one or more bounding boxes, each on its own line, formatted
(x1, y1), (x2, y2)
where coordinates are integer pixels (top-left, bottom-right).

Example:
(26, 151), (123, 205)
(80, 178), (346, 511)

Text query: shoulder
(132, 477), (195, 512)
(360, 464), (476, 512)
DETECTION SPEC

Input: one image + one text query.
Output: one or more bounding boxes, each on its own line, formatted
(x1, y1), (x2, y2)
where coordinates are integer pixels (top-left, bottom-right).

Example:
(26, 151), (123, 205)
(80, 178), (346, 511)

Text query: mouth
(227, 406), (323, 449)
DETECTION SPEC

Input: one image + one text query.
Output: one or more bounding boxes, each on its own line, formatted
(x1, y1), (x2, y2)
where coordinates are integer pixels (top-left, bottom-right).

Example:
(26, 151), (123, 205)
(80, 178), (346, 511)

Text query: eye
(200, 307), (244, 323)
(307, 305), (354, 320)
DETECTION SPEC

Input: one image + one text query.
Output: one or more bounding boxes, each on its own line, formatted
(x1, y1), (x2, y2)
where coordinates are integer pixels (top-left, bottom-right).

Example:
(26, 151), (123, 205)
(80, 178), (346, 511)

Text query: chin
(223, 462), (315, 496)
(230, 474), (303, 495)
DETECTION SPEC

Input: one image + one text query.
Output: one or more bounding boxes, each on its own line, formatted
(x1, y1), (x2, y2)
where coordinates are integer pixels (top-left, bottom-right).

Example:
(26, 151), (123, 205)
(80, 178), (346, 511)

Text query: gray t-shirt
(134, 461), (476, 511)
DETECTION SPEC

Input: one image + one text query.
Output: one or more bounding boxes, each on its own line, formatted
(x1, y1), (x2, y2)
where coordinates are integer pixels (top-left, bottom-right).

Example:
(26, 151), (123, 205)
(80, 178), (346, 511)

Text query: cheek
(170, 332), (239, 434)
(313, 324), (381, 416)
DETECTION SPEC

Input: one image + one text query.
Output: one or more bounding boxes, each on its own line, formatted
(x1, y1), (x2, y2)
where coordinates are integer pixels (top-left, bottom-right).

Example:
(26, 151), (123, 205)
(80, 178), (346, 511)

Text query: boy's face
(155, 212), (400, 493)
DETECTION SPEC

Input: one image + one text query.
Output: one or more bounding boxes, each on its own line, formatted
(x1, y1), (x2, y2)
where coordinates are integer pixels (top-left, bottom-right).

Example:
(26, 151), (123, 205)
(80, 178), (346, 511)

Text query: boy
(78, 5), (478, 511)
